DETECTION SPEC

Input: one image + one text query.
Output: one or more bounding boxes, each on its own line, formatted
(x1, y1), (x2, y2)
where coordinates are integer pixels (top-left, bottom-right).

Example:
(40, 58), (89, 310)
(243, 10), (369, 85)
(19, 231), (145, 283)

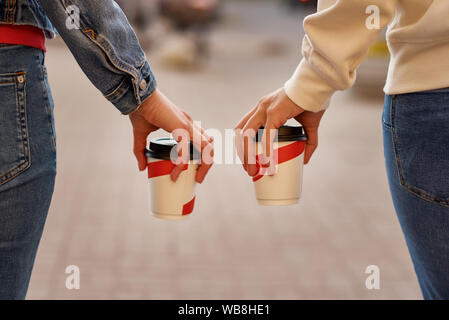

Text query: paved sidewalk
(27, 2), (421, 299)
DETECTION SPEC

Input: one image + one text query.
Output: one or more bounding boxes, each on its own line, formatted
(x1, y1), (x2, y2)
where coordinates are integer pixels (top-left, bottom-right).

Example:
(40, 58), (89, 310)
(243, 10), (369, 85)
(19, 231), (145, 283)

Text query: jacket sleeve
(35, 0), (156, 114)
(284, 0), (397, 112)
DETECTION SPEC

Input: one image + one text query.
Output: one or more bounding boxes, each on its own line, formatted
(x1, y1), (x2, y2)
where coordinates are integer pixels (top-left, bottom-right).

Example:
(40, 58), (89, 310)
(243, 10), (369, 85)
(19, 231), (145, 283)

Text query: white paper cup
(252, 126), (307, 206)
(146, 138), (199, 220)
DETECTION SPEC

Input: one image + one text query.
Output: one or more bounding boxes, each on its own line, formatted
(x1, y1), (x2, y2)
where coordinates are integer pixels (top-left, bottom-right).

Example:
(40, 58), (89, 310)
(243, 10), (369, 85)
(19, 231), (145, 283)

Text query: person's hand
(129, 89), (213, 183)
(235, 88), (325, 177)
(294, 109), (325, 165)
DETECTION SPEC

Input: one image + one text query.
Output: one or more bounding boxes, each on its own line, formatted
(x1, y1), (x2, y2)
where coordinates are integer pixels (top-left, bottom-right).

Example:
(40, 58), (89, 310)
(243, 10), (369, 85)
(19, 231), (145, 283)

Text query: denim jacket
(0, 0), (156, 114)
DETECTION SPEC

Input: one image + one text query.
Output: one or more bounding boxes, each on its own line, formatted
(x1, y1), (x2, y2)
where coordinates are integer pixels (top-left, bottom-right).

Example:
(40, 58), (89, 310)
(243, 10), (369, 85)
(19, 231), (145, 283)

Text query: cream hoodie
(284, 0), (449, 112)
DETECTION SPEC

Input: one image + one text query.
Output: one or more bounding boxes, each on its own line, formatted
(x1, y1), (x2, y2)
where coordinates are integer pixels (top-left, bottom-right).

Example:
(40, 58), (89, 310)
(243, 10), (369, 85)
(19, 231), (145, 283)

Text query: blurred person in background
(116, 0), (219, 68)
(159, 0), (219, 64)
(115, 0), (153, 33)
(236, 0), (449, 299)
(115, 0), (153, 31)
(115, 0), (157, 50)
(0, 0), (213, 299)
(282, 0), (317, 13)
(160, 0), (219, 30)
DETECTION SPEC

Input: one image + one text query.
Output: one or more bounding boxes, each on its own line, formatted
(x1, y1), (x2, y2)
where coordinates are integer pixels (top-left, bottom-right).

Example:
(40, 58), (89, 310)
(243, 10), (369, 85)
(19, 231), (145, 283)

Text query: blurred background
(27, 0), (421, 299)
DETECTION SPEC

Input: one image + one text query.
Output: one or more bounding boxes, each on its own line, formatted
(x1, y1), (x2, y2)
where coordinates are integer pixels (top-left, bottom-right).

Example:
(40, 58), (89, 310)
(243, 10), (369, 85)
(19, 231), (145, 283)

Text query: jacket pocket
(391, 92), (449, 206)
(0, 71), (31, 185)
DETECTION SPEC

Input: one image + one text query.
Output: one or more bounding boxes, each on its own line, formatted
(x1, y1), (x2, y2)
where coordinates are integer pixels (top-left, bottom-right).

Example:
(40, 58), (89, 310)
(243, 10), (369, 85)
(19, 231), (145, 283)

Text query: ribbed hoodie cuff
(284, 59), (334, 112)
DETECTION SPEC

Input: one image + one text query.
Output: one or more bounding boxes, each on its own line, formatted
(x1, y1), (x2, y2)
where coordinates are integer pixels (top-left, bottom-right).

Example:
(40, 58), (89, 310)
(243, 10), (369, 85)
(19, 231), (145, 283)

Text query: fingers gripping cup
(253, 126), (307, 206)
(146, 138), (200, 220)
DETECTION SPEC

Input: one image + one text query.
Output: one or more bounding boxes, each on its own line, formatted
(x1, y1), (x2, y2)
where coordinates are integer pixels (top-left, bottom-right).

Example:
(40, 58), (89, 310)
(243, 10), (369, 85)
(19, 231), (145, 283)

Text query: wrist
(134, 88), (160, 116)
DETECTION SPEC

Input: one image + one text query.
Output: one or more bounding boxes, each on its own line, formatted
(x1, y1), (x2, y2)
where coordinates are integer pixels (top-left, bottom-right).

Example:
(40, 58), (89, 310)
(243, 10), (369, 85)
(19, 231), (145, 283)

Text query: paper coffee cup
(253, 126), (307, 206)
(146, 138), (200, 220)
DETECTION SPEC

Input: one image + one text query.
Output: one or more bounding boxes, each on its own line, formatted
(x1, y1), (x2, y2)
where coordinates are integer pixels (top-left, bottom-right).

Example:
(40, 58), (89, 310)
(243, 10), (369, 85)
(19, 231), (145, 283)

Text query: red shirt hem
(0, 24), (46, 52)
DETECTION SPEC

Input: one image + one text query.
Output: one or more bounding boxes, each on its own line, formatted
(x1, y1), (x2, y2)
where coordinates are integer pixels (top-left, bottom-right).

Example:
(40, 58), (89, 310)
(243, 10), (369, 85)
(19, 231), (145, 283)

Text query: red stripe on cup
(182, 197), (196, 215)
(148, 160), (188, 179)
(252, 141), (305, 182)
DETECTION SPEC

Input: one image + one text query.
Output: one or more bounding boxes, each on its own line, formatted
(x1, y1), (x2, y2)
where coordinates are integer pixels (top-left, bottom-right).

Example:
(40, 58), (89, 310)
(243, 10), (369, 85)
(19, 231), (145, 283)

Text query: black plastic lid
(145, 138), (200, 160)
(255, 125), (307, 142)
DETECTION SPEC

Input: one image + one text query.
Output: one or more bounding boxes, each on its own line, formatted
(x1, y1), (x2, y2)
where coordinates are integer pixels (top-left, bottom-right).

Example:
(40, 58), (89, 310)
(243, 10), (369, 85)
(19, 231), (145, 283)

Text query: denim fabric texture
(0, 0), (56, 38)
(383, 93), (449, 300)
(0, 45), (56, 299)
(0, 0), (157, 114)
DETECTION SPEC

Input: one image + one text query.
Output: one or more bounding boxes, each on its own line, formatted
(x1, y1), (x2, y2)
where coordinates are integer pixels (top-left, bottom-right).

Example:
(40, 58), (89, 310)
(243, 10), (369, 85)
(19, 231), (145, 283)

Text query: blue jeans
(383, 91), (449, 300)
(0, 45), (56, 299)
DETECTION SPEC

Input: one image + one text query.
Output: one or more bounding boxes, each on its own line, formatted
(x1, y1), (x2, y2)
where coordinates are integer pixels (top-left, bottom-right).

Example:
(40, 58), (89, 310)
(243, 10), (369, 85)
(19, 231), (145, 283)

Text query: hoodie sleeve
(284, 0), (397, 112)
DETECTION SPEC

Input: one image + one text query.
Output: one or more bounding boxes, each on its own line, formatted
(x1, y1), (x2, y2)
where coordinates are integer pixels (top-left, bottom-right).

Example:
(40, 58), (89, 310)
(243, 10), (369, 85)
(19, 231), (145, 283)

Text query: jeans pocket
(391, 92), (449, 206)
(0, 72), (31, 185)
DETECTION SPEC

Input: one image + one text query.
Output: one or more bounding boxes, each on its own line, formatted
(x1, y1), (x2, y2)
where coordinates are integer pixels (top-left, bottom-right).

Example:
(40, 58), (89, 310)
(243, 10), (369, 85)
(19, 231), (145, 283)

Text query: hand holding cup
(129, 89), (214, 183)
(235, 88), (325, 205)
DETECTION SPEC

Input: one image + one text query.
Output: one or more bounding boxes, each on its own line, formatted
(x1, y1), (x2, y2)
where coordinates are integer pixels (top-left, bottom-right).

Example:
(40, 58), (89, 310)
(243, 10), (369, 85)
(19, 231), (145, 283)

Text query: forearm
(285, 0), (397, 112)
(37, 0), (156, 114)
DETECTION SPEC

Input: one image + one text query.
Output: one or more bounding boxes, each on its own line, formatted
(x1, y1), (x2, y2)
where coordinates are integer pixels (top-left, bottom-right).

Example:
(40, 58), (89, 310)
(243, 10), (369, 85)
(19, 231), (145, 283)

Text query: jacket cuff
(284, 59), (334, 112)
(104, 60), (157, 115)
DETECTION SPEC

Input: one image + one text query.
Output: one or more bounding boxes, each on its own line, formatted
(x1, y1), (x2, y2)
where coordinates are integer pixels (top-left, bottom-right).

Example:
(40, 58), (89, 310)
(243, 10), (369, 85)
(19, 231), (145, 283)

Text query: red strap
(253, 141), (305, 182)
(148, 160), (188, 179)
(182, 197), (196, 215)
